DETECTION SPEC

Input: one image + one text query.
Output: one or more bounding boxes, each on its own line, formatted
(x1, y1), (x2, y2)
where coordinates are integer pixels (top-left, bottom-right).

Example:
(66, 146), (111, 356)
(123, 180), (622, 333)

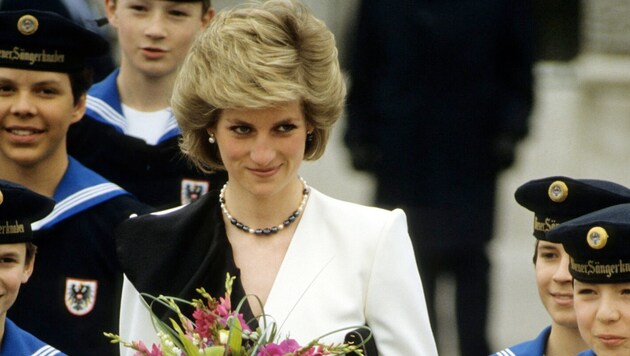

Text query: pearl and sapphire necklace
(219, 177), (310, 235)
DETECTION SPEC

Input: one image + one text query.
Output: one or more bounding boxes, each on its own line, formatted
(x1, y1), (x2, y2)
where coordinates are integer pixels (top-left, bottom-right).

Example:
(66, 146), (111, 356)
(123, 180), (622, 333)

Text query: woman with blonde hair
(116, 1), (438, 354)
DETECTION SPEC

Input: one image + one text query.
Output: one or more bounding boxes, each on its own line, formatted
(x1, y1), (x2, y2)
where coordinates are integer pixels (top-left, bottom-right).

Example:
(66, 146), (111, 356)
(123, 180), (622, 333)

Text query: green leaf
(227, 316), (244, 355)
(202, 346), (227, 356)
(171, 318), (200, 356)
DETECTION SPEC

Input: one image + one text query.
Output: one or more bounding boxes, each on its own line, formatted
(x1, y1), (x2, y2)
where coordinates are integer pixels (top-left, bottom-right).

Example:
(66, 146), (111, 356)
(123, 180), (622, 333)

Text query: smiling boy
(548, 202), (630, 355)
(0, 9), (152, 355)
(0, 179), (62, 354)
(492, 177), (630, 355)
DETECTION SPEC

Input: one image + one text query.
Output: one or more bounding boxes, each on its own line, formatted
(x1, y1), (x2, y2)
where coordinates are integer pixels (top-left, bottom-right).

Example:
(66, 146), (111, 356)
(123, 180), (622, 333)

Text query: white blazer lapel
(262, 189), (336, 333)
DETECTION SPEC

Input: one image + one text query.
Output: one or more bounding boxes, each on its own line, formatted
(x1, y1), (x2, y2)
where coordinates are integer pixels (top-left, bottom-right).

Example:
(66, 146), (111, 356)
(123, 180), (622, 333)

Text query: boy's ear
(22, 255), (35, 284)
(201, 8), (215, 28)
(105, 0), (119, 27)
(71, 94), (87, 125)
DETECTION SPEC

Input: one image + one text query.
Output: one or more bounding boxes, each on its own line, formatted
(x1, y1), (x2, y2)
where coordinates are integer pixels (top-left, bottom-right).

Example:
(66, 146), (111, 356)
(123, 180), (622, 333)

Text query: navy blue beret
(0, 179), (55, 244)
(546, 203), (630, 283)
(0, 9), (109, 72)
(514, 176), (630, 240)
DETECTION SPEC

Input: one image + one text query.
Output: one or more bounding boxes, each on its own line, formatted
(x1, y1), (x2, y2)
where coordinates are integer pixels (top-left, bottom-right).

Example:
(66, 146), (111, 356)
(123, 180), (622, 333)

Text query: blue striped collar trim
(86, 94), (127, 132)
(3, 319), (64, 355)
(32, 158), (127, 230)
(33, 183), (126, 230)
(161, 110), (180, 142)
(85, 68), (182, 143)
(86, 96), (182, 143)
(32, 345), (62, 356)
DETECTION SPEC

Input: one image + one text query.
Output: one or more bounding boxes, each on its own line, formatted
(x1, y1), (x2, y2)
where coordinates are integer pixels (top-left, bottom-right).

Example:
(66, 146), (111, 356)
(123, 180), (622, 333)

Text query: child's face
(574, 280), (630, 354)
(535, 240), (577, 327)
(0, 243), (34, 319)
(106, 0), (213, 79)
(0, 68), (85, 168)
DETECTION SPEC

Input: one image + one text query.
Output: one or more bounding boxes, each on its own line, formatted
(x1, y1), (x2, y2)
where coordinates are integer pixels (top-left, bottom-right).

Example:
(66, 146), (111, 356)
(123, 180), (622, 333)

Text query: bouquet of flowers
(105, 274), (370, 356)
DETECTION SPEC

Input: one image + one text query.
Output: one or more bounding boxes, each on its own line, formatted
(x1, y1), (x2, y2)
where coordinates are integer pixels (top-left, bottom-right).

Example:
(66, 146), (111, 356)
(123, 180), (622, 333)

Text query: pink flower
(301, 345), (325, 356)
(133, 341), (163, 356)
(217, 296), (231, 318)
(258, 339), (301, 355)
(234, 312), (251, 332)
(192, 308), (217, 339)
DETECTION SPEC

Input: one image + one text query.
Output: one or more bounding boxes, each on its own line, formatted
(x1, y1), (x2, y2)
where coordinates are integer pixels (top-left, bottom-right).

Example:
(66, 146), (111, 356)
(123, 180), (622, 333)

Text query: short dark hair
(68, 67), (94, 105)
(201, 0), (212, 13)
(532, 240), (539, 264)
(25, 242), (37, 264)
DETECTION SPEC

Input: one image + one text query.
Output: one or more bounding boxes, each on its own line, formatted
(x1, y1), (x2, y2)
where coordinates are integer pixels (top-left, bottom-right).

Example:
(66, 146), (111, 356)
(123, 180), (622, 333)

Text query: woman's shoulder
(90, 194), (154, 222)
(115, 190), (221, 265)
(307, 187), (407, 237)
(310, 187), (405, 221)
(115, 190), (226, 293)
(121, 190), (219, 228)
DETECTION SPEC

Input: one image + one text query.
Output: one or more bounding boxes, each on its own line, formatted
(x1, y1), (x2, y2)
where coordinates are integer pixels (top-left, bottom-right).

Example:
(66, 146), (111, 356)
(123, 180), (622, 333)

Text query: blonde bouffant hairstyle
(172, 0), (346, 172)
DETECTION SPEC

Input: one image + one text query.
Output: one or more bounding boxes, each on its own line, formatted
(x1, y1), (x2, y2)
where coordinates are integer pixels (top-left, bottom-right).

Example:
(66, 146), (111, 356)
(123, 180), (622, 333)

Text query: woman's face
(210, 100), (310, 198)
(0, 68), (85, 168)
(535, 240), (577, 327)
(574, 280), (630, 355)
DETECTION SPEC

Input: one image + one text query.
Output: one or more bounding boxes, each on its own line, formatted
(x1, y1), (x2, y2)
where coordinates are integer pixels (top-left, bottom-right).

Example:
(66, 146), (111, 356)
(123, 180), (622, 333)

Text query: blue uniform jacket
(8, 158), (152, 356)
(66, 69), (227, 209)
(492, 326), (550, 356)
(2, 318), (66, 355)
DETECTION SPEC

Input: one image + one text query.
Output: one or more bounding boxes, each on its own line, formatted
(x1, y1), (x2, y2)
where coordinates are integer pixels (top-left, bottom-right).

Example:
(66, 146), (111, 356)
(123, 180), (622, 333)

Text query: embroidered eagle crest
(65, 278), (97, 316)
(181, 179), (209, 205)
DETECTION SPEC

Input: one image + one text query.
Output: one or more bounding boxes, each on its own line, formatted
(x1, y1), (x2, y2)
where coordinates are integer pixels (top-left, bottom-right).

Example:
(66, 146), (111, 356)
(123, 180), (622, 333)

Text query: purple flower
(258, 339), (301, 355)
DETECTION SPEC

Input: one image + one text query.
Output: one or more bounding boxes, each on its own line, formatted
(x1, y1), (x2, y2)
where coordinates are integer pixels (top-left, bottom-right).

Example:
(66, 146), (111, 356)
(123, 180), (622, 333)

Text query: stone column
(574, 0), (630, 181)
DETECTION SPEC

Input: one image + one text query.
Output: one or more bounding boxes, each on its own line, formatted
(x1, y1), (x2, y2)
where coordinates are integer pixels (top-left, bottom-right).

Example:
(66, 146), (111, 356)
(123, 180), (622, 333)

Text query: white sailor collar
(85, 69), (180, 144)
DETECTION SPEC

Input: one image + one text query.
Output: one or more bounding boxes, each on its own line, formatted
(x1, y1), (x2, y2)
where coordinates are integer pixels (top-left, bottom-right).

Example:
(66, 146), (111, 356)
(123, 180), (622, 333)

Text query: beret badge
(548, 180), (569, 203)
(17, 14), (39, 36)
(587, 226), (608, 250)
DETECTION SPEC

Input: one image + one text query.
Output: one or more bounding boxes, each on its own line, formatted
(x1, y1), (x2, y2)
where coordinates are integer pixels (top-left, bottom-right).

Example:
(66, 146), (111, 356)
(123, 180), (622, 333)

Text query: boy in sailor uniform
(0, 10), (152, 355)
(0, 180), (66, 355)
(547, 202), (630, 355)
(66, 0), (227, 210)
(492, 177), (630, 356)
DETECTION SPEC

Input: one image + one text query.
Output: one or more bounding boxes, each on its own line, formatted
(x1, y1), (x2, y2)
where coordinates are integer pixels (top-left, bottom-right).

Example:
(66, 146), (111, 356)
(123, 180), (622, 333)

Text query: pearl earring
(208, 133), (216, 144)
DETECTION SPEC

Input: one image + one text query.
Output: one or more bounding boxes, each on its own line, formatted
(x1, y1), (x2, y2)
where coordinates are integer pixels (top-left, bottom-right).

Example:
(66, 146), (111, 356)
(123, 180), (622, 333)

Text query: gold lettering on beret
(0, 220), (25, 235)
(0, 47), (65, 65)
(533, 216), (559, 232)
(571, 259), (630, 279)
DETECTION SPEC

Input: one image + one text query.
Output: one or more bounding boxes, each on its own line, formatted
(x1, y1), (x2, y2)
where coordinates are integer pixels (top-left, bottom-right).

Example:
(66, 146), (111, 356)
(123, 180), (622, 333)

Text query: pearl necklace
(219, 177), (310, 235)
